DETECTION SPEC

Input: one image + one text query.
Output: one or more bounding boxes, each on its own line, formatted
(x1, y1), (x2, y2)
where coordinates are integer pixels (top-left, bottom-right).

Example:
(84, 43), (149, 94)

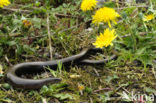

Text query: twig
(152, 67), (156, 79)
(89, 96), (93, 103)
(115, 5), (151, 10)
(93, 88), (112, 93)
(93, 68), (100, 76)
(3, 7), (32, 13)
(4, 55), (12, 66)
(84, 69), (100, 77)
(47, 13), (53, 60)
(121, 87), (130, 94)
(55, 13), (78, 18)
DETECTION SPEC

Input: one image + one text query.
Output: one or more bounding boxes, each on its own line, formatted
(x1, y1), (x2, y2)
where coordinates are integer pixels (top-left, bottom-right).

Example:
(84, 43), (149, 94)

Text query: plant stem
(47, 13), (53, 60)
(143, 21), (148, 32)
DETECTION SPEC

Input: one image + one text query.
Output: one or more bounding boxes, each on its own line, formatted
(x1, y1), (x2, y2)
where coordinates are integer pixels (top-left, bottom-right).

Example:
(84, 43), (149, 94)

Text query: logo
(122, 91), (156, 102)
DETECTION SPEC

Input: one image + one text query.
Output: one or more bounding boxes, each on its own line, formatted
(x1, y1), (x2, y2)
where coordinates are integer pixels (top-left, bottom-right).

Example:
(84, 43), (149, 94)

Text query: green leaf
(145, 88), (156, 93)
(32, 17), (41, 29)
(84, 87), (93, 94)
(103, 2), (116, 8)
(135, 47), (146, 55)
(53, 93), (73, 100)
(7, 41), (16, 46)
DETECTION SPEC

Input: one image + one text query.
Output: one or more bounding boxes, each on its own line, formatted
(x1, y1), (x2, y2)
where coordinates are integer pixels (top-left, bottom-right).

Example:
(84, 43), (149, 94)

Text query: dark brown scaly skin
(7, 48), (117, 89)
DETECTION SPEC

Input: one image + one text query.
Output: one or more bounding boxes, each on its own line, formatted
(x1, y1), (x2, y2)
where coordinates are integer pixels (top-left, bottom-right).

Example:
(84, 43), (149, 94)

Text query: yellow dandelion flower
(78, 84), (85, 91)
(93, 28), (117, 48)
(143, 14), (155, 21)
(0, 0), (10, 8)
(22, 20), (32, 28)
(81, 0), (97, 11)
(92, 7), (120, 27)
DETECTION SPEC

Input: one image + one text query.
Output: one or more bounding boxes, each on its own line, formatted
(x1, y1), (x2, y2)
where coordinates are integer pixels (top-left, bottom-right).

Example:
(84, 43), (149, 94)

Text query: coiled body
(7, 48), (117, 89)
